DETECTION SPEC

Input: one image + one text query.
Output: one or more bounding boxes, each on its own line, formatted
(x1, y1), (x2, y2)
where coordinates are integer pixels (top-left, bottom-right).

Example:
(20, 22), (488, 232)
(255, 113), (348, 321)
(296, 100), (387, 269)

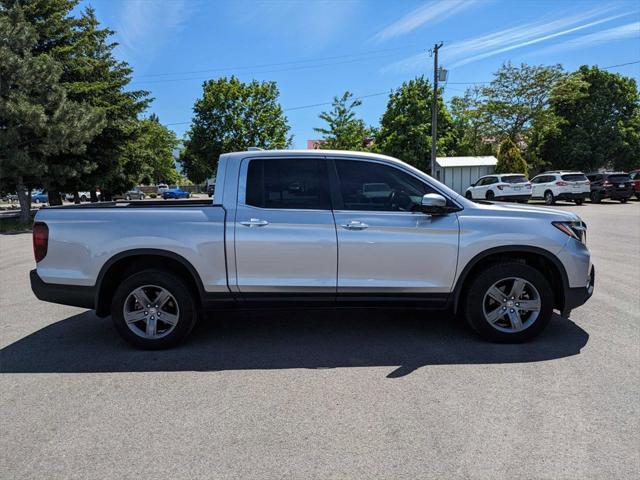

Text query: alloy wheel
(482, 277), (541, 333)
(122, 285), (180, 339)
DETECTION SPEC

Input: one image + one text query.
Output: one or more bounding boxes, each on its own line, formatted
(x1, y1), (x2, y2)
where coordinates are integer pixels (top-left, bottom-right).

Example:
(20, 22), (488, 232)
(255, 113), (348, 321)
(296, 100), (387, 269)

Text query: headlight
(553, 220), (587, 243)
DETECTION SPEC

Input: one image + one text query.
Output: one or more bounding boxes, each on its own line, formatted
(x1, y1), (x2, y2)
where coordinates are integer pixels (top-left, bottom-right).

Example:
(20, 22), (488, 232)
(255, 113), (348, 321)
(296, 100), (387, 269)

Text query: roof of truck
(221, 149), (401, 163)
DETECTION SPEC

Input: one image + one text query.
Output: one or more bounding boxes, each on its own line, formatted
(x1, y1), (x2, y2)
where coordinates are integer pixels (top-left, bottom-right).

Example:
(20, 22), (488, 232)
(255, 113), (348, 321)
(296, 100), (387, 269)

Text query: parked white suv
(530, 172), (590, 205)
(465, 174), (531, 202)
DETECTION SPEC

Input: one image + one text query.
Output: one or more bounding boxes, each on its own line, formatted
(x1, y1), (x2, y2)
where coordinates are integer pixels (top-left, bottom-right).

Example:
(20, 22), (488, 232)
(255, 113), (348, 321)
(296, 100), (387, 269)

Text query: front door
(331, 159), (460, 301)
(234, 157), (337, 295)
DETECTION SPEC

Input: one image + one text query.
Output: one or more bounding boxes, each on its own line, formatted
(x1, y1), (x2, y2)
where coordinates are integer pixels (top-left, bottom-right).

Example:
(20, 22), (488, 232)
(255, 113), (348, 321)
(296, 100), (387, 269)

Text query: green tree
(375, 76), (455, 173)
(180, 76), (291, 183)
(449, 88), (493, 156)
(313, 91), (373, 150)
(479, 62), (565, 140)
(539, 66), (640, 172)
(124, 115), (180, 186)
(496, 138), (528, 175)
(0, 4), (103, 222)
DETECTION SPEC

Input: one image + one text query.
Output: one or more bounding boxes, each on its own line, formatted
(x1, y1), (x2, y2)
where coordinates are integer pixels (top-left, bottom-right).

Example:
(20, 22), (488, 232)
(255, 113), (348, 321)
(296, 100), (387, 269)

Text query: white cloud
(382, 4), (634, 72)
(373, 0), (480, 43)
(116, 0), (194, 66)
(529, 21), (640, 56)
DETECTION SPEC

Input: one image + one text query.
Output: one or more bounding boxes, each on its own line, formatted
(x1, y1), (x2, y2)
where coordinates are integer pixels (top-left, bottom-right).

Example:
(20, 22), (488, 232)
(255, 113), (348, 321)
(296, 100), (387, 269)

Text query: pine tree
(496, 137), (528, 175)
(0, 4), (103, 222)
(313, 91), (373, 150)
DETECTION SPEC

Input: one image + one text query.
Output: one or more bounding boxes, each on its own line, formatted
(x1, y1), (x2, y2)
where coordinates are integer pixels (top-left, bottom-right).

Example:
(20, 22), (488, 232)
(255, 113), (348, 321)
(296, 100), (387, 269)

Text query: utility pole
(430, 41), (443, 177)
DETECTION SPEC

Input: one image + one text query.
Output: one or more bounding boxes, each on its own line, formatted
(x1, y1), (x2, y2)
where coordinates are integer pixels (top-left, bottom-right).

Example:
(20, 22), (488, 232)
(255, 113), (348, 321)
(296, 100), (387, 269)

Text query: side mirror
(420, 193), (448, 214)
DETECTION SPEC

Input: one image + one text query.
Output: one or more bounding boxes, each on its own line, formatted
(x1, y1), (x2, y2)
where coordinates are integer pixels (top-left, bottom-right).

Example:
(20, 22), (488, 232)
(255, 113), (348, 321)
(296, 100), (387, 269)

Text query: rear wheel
(111, 269), (198, 349)
(620, 197), (628, 203)
(80, 195), (87, 202)
(574, 199), (583, 205)
(590, 191), (601, 203)
(544, 190), (555, 205)
(463, 263), (553, 342)
(485, 190), (495, 201)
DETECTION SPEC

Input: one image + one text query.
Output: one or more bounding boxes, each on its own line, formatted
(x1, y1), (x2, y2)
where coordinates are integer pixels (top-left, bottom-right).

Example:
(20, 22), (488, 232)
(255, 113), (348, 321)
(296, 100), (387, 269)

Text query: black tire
(125, 195), (131, 201)
(80, 195), (87, 202)
(111, 269), (198, 349)
(574, 199), (583, 205)
(485, 190), (495, 200)
(465, 191), (473, 200)
(620, 197), (628, 203)
(463, 262), (554, 342)
(636, 193), (640, 200)
(544, 190), (555, 205)
(590, 191), (601, 203)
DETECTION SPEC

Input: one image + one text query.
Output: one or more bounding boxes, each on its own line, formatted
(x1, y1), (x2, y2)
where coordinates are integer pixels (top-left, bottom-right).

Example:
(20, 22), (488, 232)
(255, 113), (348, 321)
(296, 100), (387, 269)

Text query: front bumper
(562, 266), (595, 315)
(30, 269), (95, 309)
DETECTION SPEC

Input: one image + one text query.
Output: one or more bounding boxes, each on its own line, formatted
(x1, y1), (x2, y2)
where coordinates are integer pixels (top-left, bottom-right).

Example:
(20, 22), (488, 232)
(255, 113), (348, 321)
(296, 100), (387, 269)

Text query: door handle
(341, 220), (369, 230)
(240, 218), (269, 227)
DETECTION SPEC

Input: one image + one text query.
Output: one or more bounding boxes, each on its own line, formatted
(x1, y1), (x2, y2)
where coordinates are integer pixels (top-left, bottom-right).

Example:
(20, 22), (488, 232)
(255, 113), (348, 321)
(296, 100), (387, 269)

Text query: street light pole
(430, 42), (443, 177)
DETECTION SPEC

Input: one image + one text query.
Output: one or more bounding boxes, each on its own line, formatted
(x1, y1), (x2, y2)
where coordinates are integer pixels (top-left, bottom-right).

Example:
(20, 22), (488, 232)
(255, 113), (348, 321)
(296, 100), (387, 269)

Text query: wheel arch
(94, 249), (205, 317)
(452, 246), (569, 315)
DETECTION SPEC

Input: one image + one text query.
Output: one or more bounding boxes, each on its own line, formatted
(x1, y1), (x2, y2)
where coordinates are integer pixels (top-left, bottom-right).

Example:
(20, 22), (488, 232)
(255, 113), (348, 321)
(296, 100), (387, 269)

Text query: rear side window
(607, 174), (630, 182)
(561, 174), (587, 181)
(245, 158), (331, 210)
(502, 175), (528, 183)
(335, 160), (437, 212)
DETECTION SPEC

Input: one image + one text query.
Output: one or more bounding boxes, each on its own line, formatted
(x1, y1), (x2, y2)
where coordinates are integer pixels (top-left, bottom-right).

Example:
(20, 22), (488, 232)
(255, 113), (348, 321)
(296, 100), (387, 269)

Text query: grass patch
(0, 217), (33, 234)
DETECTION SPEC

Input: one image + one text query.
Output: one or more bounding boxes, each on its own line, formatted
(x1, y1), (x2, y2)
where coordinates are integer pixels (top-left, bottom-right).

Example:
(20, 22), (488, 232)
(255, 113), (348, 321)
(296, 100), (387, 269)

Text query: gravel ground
(1, 200), (638, 479)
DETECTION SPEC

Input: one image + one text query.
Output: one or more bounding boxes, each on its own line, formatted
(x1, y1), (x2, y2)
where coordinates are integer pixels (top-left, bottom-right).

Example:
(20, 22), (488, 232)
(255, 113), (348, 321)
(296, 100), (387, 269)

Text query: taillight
(33, 222), (49, 263)
(602, 181), (611, 186)
(555, 181), (568, 186)
(525, 183), (532, 189)
(585, 181), (590, 185)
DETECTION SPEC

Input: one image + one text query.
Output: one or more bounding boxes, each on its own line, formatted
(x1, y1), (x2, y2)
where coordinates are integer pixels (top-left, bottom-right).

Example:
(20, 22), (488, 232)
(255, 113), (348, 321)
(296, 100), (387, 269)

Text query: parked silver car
(30, 149), (594, 349)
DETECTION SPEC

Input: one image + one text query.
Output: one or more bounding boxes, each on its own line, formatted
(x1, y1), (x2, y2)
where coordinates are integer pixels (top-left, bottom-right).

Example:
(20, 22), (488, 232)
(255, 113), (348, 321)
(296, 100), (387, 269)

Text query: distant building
(435, 156), (498, 194)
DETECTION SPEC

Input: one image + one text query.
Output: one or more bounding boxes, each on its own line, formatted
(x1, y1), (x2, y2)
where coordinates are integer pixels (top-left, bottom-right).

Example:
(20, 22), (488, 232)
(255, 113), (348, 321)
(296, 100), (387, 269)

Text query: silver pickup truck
(30, 149), (594, 349)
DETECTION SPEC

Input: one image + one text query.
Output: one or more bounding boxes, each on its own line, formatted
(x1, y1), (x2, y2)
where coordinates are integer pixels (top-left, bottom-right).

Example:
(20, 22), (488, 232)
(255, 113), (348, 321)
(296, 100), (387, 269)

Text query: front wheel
(465, 191), (473, 200)
(574, 199), (584, 205)
(111, 269), (198, 349)
(463, 262), (554, 342)
(620, 197), (628, 203)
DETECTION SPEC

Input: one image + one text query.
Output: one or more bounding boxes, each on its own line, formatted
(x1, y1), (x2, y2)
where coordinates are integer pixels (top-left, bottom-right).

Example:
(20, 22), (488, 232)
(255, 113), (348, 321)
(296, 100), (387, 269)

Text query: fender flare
(451, 245), (570, 314)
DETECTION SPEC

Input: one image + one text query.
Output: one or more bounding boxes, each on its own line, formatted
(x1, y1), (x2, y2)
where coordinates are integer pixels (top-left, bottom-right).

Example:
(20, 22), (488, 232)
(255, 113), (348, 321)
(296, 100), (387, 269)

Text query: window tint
(487, 177), (499, 185)
(586, 174), (600, 182)
(502, 175), (528, 183)
(561, 174), (587, 181)
(335, 160), (436, 212)
(607, 174), (630, 182)
(245, 158), (331, 210)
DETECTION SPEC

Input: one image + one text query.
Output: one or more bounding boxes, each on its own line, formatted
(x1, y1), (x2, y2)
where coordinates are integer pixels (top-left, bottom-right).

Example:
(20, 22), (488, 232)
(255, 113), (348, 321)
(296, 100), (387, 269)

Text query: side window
(531, 176), (541, 184)
(335, 160), (437, 212)
(475, 177), (487, 186)
(245, 158), (331, 210)
(486, 177), (498, 185)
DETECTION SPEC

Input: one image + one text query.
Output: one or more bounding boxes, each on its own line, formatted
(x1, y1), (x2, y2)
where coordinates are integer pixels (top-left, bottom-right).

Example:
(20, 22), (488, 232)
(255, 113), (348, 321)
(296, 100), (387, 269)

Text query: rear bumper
(495, 194), (531, 201)
(563, 266), (595, 314)
(30, 269), (95, 309)
(601, 188), (633, 199)
(556, 192), (589, 200)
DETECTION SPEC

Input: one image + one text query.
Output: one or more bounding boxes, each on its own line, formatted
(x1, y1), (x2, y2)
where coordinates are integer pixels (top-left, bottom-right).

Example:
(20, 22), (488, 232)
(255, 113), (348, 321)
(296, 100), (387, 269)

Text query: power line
(134, 45), (422, 79)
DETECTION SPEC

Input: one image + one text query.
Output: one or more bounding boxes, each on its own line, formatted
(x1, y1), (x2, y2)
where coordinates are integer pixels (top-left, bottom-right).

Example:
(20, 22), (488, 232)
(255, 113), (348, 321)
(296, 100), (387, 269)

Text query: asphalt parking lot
(1, 200), (638, 479)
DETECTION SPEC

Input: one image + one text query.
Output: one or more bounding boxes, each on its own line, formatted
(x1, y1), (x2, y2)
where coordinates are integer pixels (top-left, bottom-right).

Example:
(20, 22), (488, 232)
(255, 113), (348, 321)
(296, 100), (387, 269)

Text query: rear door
(331, 158), (459, 302)
(234, 157), (337, 295)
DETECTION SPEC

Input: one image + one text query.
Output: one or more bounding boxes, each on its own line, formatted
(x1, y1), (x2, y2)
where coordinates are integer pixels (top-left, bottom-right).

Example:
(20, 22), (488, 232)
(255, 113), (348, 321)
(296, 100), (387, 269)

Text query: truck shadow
(0, 309), (589, 378)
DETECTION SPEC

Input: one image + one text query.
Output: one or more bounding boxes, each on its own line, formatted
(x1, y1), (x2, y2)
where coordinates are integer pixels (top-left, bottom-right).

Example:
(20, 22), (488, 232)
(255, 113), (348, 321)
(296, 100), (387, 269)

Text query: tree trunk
(16, 177), (32, 224)
(48, 188), (63, 206)
(73, 191), (80, 204)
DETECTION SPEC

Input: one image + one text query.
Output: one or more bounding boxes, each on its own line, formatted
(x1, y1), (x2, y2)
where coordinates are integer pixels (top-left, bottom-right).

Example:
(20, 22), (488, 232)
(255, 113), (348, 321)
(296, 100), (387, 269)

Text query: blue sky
(77, 0), (640, 148)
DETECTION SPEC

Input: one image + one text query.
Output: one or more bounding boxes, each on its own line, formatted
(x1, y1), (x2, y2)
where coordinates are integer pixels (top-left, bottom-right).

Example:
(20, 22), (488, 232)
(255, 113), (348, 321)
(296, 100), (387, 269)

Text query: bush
(149, 193), (157, 199)
(496, 137), (528, 176)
